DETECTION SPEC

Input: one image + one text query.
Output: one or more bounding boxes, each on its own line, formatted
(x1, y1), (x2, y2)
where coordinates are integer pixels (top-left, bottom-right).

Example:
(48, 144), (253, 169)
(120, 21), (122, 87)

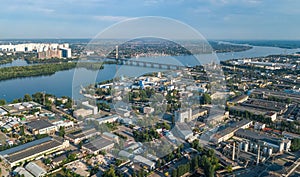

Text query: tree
(202, 93), (212, 104)
(23, 94), (32, 102)
(0, 99), (6, 106)
(291, 138), (300, 152)
(103, 166), (117, 177)
(59, 126), (65, 137)
(19, 126), (25, 136)
(226, 165), (233, 173)
(32, 92), (44, 104)
(171, 169), (177, 177)
(12, 98), (21, 103)
(191, 156), (199, 171)
(44, 158), (51, 165)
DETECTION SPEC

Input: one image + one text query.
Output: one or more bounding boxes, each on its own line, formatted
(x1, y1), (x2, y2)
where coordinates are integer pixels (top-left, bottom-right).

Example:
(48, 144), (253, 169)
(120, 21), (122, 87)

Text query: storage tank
(239, 142), (243, 150)
(263, 147), (268, 155)
(244, 142), (249, 152)
(268, 148), (273, 156)
(250, 143), (253, 151)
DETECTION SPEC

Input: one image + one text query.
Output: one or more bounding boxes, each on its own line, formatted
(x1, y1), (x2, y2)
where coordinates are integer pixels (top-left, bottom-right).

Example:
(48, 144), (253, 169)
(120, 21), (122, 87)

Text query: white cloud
(35, 7), (55, 14)
(93, 15), (130, 22)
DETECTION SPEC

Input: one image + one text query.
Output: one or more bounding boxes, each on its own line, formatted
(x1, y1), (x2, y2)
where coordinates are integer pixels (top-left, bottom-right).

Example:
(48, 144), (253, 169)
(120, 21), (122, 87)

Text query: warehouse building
(26, 119), (57, 135)
(25, 162), (47, 177)
(212, 119), (252, 143)
(82, 136), (114, 154)
(65, 128), (100, 144)
(133, 155), (156, 170)
(172, 122), (193, 140)
(0, 137), (69, 167)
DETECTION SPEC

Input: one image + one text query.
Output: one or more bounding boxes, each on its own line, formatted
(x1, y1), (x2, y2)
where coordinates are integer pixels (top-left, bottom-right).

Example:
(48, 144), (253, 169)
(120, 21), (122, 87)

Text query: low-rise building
(234, 129), (291, 153)
(25, 162), (47, 177)
(133, 155), (156, 170)
(73, 108), (93, 118)
(227, 95), (249, 106)
(13, 167), (34, 177)
(175, 108), (207, 123)
(172, 122), (193, 140)
(102, 132), (119, 143)
(143, 107), (154, 114)
(241, 98), (288, 115)
(52, 120), (74, 130)
(65, 128), (100, 144)
(282, 131), (300, 139)
(254, 122), (266, 130)
(82, 101), (98, 115)
(96, 115), (119, 124)
(212, 119), (252, 143)
(26, 119), (57, 135)
(0, 107), (8, 116)
(204, 111), (229, 125)
(0, 137), (69, 167)
(82, 136), (114, 154)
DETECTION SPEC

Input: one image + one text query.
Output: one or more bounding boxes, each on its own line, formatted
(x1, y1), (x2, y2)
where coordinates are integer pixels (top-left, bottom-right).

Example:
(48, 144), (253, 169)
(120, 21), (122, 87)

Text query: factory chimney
(232, 142), (235, 161)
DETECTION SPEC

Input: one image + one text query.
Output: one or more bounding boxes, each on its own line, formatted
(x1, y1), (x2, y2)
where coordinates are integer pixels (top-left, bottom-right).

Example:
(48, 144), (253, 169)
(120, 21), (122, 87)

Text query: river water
(0, 45), (299, 102)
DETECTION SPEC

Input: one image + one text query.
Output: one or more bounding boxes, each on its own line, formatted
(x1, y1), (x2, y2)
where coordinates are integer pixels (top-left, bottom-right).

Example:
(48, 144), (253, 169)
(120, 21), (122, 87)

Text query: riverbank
(0, 61), (117, 81)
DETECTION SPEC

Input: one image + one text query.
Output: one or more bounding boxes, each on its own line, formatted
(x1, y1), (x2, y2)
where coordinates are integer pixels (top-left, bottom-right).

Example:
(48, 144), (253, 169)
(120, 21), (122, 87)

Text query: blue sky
(0, 0), (299, 39)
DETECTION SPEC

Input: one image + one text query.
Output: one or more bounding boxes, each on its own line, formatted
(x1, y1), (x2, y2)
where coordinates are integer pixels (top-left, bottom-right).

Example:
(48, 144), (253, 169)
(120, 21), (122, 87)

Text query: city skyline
(1, 0), (300, 40)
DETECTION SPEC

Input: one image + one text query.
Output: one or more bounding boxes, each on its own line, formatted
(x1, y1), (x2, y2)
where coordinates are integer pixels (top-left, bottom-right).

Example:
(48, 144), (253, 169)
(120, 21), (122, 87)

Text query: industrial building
(227, 95), (249, 106)
(234, 129), (291, 153)
(240, 98), (288, 115)
(73, 108), (93, 118)
(25, 162), (47, 177)
(96, 115), (119, 124)
(26, 119), (57, 135)
(82, 101), (98, 115)
(172, 122), (193, 140)
(133, 155), (156, 170)
(65, 128), (100, 144)
(0, 137), (69, 167)
(212, 119), (252, 143)
(82, 136), (114, 154)
(204, 110), (229, 125)
(174, 108), (207, 123)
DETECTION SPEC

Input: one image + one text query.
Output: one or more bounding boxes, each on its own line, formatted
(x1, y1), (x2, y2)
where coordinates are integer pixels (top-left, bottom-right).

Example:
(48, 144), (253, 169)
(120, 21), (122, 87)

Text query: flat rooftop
(0, 136), (52, 156)
(26, 119), (54, 130)
(0, 137), (64, 163)
(235, 129), (282, 146)
(83, 136), (114, 152)
(66, 128), (98, 139)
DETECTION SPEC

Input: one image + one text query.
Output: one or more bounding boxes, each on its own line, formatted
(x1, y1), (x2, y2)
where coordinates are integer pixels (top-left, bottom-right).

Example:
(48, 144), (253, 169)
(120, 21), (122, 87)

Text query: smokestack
(232, 142), (235, 161)
(257, 145), (260, 165)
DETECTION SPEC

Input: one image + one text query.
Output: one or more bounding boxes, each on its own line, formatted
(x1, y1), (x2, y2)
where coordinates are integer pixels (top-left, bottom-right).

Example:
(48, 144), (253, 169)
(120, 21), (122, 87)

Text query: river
(0, 45), (299, 102)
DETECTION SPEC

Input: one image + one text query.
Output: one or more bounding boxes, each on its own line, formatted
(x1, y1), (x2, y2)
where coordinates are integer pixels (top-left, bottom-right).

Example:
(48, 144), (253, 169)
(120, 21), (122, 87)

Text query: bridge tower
(115, 45), (119, 72)
(115, 45), (119, 59)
